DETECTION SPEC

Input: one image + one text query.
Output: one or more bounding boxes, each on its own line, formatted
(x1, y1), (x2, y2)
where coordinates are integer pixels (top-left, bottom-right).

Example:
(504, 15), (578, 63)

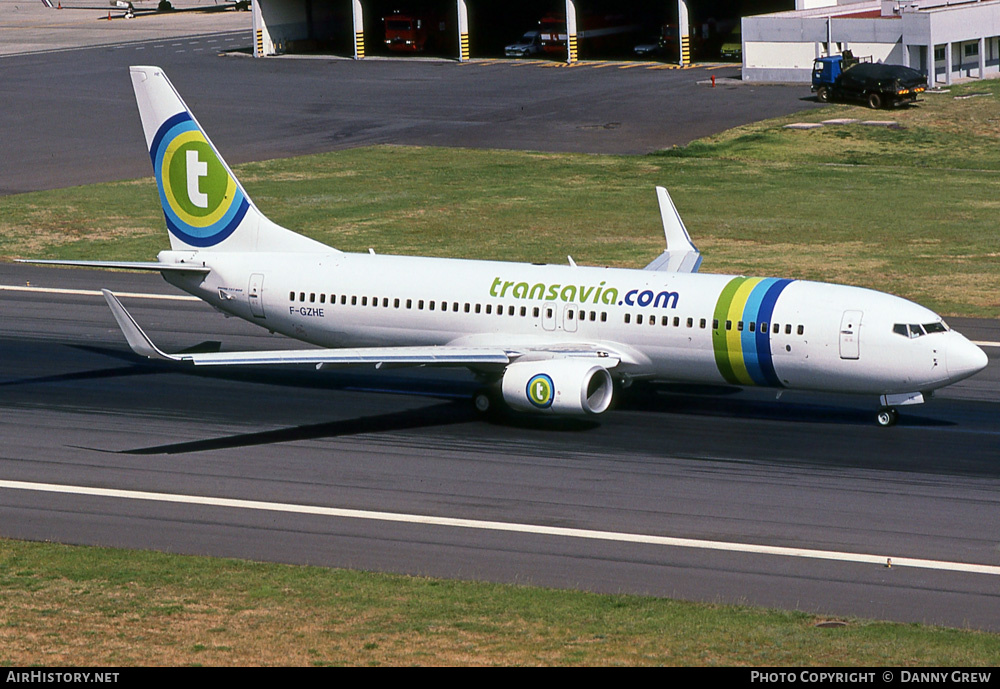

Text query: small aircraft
(22, 66), (988, 426)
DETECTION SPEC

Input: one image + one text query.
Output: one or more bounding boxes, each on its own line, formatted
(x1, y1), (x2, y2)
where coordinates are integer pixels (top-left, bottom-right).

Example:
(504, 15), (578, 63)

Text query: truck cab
(812, 51), (866, 102)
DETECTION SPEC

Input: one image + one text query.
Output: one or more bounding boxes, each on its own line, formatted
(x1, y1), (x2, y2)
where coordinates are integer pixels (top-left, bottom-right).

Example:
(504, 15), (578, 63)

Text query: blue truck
(812, 52), (927, 108)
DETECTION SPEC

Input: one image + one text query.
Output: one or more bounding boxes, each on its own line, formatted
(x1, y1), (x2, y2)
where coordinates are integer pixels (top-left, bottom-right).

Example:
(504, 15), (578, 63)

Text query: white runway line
(2, 479), (999, 577)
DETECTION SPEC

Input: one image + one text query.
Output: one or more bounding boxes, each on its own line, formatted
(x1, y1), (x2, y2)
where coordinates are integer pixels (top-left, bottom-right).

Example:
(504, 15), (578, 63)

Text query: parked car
(813, 56), (927, 109)
(505, 31), (543, 58)
(633, 35), (664, 57)
(719, 28), (741, 60)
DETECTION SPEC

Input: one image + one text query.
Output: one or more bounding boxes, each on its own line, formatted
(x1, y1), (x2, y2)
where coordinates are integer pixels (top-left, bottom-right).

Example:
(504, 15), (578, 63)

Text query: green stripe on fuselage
(712, 277), (747, 384)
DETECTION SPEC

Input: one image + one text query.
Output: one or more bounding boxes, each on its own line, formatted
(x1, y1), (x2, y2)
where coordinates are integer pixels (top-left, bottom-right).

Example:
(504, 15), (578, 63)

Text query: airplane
(21, 65), (989, 427)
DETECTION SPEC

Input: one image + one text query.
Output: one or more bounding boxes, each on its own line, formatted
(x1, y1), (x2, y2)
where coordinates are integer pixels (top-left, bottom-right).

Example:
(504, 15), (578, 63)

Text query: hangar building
(742, 0), (1000, 83)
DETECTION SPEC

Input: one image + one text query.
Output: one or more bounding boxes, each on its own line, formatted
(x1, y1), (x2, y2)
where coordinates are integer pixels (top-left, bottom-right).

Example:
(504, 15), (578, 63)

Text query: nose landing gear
(876, 407), (899, 427)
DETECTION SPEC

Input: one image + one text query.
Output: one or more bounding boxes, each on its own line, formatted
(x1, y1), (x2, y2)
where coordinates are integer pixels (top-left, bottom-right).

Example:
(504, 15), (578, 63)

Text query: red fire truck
(384, 12), (448, 53)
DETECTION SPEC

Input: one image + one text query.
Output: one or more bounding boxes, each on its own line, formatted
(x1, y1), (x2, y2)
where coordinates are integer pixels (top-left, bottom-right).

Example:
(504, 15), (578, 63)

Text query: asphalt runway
(3, 14), (1000, 634)
(2, 264), (1000, 631)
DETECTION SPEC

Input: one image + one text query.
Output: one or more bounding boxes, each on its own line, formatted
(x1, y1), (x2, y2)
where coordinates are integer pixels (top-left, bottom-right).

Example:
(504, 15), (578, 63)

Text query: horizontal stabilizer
(644, 186), (702, 273)
(19, 259), (210, 273)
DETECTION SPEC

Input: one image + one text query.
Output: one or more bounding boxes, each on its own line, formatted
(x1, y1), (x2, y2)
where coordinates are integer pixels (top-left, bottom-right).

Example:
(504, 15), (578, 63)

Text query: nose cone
(947, 338), (989, 383)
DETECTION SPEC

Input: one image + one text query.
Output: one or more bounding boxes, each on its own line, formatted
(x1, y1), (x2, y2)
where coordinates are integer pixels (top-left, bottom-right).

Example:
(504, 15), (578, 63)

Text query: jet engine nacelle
(501, 359), (614, 415)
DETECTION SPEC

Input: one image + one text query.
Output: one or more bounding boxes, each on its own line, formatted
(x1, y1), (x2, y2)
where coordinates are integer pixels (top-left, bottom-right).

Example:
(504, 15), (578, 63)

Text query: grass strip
(2, 539), (998, 666)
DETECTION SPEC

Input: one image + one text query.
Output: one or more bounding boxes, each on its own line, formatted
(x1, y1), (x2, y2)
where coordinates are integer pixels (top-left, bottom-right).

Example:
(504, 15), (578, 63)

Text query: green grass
(3, 80), (1000, 316)
(2, 539), (998, 666)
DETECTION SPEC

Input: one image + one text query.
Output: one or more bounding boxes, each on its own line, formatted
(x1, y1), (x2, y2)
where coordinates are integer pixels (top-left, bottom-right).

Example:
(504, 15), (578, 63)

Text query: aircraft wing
(103, 290), (622, 370)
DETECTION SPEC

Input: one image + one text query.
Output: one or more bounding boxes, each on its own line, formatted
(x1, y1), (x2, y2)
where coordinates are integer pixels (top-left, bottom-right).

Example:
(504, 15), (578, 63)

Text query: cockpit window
(893, 322), (948, 338)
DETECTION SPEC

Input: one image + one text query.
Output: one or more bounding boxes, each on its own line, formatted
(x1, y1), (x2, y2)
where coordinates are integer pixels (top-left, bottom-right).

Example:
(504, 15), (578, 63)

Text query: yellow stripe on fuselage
(725, 277), (762, 385)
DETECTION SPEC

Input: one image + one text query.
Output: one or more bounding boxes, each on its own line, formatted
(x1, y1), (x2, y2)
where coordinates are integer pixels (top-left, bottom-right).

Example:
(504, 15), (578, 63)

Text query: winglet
(102, 289), (181, 362)
(644, 186), (702, 273)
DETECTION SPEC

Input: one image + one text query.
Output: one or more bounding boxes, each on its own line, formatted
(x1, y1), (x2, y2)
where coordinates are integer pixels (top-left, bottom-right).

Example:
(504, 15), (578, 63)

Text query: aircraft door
(563, 304), (579, 333)
(248, 273), (265, 318)
(839, 310), (862, 359)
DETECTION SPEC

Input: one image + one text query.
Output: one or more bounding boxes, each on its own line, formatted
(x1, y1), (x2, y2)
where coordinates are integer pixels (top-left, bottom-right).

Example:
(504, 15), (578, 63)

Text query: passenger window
(299, 292), (306, 302)
(726, 320), (732, 331)
(625, 314), (631, 324)
(797, 325), (804, 336)
(662, 316), (669, 326)
(601, 312), (607, 322)
(637, 314), (643, 325)
(773, 323), (780, 335)
(737, 321), (744, 332)
(534, 307), (540, 318)
(687, 318), (693, 328)
(749, 321), (755, 332)
(700, 319), (706, 329)
(351, 296), (358, 306)
(785, 324), (791, 335)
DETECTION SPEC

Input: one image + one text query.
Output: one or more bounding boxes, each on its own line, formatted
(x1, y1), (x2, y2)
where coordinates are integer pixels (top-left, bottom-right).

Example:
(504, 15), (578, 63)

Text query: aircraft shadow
(118, 400), (477, 455)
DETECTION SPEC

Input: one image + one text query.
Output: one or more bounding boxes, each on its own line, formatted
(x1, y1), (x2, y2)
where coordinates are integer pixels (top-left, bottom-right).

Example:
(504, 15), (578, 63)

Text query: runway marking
(0, 285), (198, 302)
(2, 479), (999, 577)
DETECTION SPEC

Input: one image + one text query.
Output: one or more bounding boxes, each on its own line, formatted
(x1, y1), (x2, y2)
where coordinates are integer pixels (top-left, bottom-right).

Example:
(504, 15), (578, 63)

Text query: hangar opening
(251, 1), (751, 62)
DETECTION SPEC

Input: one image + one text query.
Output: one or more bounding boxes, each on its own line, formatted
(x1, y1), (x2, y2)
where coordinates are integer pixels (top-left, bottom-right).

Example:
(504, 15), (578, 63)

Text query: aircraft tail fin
(130, 66), (332, 254)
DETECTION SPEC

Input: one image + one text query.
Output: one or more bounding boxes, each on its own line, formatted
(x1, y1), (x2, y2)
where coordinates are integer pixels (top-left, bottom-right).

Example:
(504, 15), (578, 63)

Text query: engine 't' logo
(526, 374), (554, 409)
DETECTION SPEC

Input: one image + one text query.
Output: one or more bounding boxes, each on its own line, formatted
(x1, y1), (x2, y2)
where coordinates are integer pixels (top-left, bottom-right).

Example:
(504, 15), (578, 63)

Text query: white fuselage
(159, 249), (984, 397)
